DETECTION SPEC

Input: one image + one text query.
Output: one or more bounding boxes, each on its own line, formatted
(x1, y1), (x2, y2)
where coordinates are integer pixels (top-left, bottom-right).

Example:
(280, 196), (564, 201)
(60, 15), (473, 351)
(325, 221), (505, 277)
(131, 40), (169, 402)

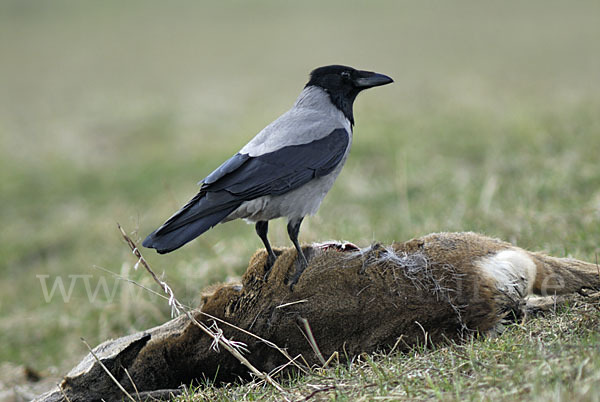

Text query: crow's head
(306, 65), (393, 124)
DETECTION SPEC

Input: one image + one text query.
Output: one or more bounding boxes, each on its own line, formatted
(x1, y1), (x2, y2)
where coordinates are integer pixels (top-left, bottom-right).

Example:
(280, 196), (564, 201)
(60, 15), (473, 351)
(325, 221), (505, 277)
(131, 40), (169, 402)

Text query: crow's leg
(255, 221), (277, 278)
(287, 217), (309, 288)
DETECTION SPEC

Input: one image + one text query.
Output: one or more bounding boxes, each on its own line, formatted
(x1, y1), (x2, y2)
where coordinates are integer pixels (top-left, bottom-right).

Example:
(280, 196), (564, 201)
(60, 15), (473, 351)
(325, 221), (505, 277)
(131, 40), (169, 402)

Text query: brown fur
(39, 232), (600, 402)
(530, 252), (600, 295)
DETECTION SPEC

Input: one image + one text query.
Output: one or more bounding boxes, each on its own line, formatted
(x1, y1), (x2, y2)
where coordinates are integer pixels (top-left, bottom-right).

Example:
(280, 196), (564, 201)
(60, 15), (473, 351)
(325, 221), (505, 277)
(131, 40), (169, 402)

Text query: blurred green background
(1, 0), (599, 371)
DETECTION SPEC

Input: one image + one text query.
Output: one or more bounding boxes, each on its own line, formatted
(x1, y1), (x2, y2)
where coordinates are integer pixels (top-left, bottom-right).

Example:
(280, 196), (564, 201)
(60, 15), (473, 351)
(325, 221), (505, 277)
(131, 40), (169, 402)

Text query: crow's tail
(142, 191), (241, 254)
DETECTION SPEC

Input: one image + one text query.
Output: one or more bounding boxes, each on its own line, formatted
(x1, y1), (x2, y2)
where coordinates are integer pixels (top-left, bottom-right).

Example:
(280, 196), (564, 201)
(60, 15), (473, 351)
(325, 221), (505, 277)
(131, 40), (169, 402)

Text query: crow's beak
(354, 71), (394, 89)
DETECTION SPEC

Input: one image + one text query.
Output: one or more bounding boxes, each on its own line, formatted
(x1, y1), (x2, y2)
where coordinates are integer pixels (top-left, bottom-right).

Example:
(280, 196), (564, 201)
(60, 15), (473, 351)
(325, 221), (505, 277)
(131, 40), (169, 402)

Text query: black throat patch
(324, 88), (358, 126)
(305, 65), (362, 126)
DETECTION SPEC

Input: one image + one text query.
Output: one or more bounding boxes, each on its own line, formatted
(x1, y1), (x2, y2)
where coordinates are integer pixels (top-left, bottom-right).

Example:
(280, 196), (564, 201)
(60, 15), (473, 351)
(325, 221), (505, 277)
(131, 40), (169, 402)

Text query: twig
(81, 338), (137, 402)
(321, 351), (338, 369)
(299, 385), (336, 401)
(197, 310), (308, 374)
(118, 227), (179, 317)
(123, 367), (141, 401)
(117, 223), (285, 392)
(93, 265), (175, 303)
(414, 321), (429, 350)
(264, 354), (305, 382)
(276, 299), (308, 309)
(56, 382), (72, 402)
(297, 316), (326, 366)
(388, 335), (405, 355)
(93, 265), (310, 375)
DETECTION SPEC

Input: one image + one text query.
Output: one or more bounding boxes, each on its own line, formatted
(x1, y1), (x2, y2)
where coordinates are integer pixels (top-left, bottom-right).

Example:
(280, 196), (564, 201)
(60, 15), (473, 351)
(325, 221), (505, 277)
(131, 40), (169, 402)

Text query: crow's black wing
(201, 128), (349, 197)
(143, 128), (349, 253)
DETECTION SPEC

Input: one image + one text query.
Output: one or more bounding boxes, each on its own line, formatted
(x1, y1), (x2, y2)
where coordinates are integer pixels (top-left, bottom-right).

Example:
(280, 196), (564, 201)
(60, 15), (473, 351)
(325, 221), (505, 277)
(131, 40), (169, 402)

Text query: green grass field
(1, 1), (599, 399)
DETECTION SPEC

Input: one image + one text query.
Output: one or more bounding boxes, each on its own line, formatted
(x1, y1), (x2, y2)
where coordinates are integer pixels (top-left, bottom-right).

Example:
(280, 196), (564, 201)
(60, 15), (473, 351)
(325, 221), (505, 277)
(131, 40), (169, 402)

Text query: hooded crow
(143, 65), (393, 278)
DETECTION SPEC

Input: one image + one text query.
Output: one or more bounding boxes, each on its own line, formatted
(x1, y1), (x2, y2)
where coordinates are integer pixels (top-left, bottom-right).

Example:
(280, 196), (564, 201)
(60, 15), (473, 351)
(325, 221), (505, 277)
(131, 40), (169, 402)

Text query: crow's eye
(341, 71), (351, 79)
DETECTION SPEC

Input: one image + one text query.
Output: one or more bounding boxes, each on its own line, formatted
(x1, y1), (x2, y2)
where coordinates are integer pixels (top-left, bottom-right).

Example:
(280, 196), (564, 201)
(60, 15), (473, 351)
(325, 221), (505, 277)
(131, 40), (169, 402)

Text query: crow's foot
(263, 252), (277, 281)
(288, 250), (309, 290)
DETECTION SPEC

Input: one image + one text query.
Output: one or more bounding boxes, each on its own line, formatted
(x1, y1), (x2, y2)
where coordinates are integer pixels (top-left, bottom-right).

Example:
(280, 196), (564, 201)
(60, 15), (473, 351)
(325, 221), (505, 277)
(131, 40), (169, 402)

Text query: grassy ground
(1, 0), (599, 399)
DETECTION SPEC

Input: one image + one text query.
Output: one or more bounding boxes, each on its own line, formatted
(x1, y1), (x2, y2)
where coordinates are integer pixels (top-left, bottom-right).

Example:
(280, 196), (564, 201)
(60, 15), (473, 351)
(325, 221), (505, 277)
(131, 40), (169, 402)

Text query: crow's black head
(306, 65), (393, 125)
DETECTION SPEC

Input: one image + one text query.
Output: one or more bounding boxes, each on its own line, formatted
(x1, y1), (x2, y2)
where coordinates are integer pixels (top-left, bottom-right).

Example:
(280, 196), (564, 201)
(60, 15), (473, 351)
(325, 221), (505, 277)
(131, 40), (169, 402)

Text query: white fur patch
(476, 249), (537, 296)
